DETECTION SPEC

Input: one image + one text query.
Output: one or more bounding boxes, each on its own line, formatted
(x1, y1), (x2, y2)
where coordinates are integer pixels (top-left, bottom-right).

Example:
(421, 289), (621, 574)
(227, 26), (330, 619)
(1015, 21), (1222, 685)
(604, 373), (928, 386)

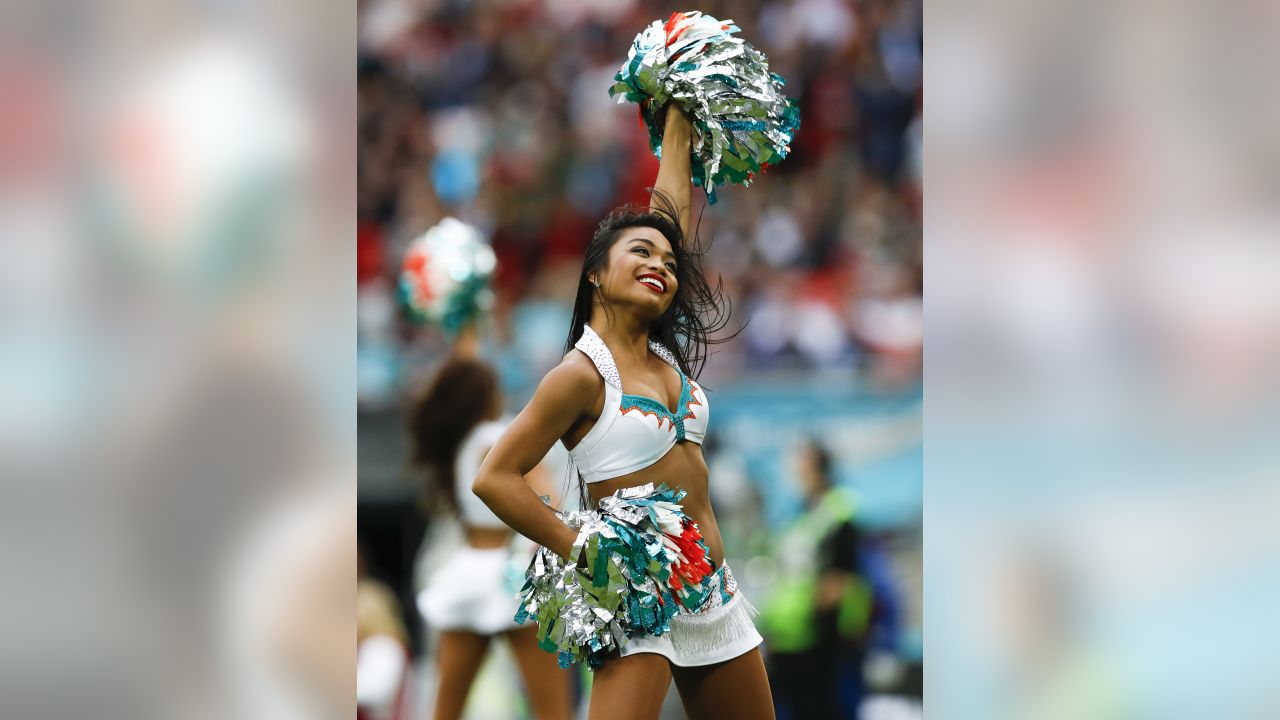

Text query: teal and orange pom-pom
(399, 217), (496, 334)
(609, 10), (800, 203)
(513, 483), (718, 669)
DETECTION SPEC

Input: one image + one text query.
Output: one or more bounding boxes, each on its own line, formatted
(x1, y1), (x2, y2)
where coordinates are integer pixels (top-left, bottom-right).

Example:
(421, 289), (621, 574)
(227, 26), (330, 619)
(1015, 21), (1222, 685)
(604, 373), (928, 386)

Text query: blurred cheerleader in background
(397, 156), (575, 717)
(409, 342), (575, 719)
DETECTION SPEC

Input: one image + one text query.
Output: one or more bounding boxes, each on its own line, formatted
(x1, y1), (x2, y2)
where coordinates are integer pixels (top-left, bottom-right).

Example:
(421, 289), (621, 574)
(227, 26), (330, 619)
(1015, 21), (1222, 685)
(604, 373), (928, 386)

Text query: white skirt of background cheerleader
(619, 564), (763, 666)
(417, 545), (524, 635)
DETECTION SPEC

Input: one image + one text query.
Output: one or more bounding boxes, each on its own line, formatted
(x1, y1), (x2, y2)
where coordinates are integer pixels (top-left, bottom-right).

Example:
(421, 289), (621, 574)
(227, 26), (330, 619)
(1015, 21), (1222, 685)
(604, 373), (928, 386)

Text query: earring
(591, 278), (601, 288)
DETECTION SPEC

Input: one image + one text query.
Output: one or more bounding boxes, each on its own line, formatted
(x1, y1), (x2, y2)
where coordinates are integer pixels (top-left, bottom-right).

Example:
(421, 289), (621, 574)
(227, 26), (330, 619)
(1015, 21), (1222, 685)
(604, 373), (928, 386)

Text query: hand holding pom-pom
(610, 11), (800, 202)
(514, 484), (716, 669)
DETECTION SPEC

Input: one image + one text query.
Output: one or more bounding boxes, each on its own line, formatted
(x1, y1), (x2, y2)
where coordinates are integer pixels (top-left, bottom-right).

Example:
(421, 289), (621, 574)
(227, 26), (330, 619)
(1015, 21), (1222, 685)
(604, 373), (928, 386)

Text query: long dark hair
(563, 189), (736, 378)
(408, 357), (500, 515)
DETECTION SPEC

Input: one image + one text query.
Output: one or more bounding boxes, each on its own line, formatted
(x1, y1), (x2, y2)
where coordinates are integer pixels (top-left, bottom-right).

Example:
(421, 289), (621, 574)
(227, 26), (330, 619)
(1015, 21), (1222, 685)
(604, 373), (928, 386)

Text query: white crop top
(455, 419), (509, 529)
(566, 325), (710, 483)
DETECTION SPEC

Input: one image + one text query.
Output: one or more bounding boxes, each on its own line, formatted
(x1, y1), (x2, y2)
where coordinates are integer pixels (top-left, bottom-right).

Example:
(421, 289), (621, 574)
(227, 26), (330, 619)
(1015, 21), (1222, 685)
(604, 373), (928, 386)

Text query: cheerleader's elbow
(471, 470), (499, 505)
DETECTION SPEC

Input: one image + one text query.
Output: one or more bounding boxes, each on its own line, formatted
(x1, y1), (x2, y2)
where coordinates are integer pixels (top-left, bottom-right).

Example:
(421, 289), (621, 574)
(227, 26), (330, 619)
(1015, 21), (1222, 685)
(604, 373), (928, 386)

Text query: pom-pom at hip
(513, 483), (719, 669)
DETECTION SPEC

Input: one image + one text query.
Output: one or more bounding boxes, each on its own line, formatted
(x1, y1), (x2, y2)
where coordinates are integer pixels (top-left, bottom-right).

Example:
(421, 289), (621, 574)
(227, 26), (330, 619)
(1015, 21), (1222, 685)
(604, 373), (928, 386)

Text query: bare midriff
(586, 441), (724, 567)
(464, 525), (511, 549)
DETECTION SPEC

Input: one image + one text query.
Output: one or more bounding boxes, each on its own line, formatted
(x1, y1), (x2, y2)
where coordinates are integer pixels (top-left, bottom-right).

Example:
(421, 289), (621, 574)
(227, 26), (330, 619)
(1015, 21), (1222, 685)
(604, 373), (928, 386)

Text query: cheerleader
(410, 356), (573, 720)
(473, 106), (775, 719)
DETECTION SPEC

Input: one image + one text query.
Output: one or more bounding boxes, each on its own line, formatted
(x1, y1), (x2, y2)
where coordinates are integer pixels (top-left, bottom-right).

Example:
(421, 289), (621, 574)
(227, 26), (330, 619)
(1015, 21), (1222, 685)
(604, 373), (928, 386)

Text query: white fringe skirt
(619, 563), (762, 667)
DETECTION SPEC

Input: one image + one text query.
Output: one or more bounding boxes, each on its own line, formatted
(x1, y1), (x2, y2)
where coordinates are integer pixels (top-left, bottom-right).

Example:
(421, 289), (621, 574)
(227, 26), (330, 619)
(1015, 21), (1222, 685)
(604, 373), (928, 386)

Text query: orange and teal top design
(567, 325), (710, 483)
(619, 371), (704, 442)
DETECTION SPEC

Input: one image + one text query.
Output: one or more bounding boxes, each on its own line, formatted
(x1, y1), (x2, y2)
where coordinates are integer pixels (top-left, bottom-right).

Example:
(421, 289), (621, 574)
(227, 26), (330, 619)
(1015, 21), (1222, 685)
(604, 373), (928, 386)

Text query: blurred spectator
(759, 440), (872, 720)
(357, 548), (411, 720)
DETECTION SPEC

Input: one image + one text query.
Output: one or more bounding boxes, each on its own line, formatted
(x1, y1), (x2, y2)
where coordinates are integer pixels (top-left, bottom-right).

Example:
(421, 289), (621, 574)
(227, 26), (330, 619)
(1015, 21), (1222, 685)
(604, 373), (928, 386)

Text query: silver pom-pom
(609, 11), (801, 202)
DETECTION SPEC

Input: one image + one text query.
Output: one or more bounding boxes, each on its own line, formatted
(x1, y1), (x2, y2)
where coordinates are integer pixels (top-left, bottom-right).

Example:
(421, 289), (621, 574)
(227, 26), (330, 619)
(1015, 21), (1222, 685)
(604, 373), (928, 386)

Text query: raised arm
(651, 104), (694, 239)
(472, 359), (599, 559)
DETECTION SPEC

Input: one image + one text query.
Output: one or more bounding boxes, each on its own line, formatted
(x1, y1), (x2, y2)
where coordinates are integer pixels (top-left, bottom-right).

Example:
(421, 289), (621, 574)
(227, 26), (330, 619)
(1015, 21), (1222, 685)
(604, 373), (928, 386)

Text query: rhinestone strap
(574, 325), (622, 390)
(648, 339), (681, 373)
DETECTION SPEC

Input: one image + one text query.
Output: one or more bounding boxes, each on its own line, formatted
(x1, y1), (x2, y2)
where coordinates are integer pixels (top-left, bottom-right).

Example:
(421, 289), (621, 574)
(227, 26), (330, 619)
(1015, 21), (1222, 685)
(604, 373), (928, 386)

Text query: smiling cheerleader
(469, 11), (798, 718)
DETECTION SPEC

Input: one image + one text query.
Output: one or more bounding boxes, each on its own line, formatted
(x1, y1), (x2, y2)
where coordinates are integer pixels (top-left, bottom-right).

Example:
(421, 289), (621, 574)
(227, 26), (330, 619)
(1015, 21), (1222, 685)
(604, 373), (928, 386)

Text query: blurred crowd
(356, 0), (922, 406)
